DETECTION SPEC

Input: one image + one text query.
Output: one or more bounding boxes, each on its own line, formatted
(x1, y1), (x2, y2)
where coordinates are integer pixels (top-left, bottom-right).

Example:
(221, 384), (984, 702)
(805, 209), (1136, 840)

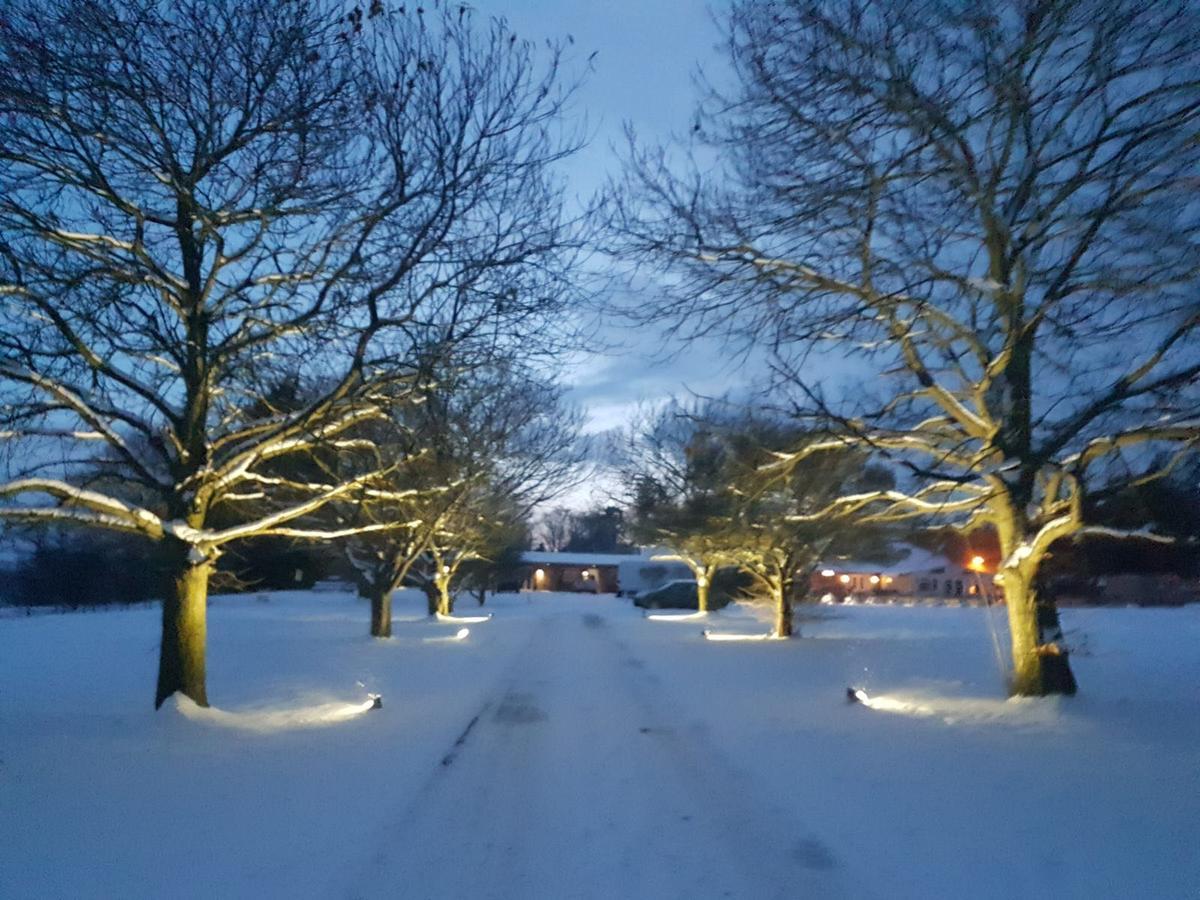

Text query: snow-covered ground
(1, 590), (1197, 898)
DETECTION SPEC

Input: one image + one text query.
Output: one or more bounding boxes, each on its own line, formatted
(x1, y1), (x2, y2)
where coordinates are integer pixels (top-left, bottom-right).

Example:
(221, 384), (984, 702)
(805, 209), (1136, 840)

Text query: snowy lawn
(1, 590), (1197, 898)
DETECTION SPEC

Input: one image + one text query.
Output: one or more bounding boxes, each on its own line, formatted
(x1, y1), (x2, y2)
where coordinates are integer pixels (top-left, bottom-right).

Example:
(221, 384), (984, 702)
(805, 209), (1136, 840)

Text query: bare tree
(341, 357), (585, 630)
(610, 0), (1200, 694)
(620, 402), (739, 614)
(625, 409), (891, 635)
(0, 0), (583, 706)
(535, 506), (576, 552)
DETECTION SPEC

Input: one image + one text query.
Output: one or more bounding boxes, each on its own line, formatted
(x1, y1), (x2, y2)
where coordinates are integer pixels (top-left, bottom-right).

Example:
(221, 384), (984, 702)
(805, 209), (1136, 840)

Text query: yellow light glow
(435, 612), (491, 624)
(969, 555), (986, 572)
(869, 575), (880, 584)
(172, 695), (377, 733)
(646, 611), (707, 622)
(850, 689), (933, 716)
(821, 569), (836, 577)
(882, 576), (893, 585)
(839, 574), (851, 584)
(702, 630), (785, 642)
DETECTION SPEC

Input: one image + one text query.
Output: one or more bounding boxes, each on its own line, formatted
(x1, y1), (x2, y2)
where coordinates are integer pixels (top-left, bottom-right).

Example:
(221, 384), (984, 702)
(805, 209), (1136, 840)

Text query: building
(811, 544), (998, 602)
(519, 549), (692, 596)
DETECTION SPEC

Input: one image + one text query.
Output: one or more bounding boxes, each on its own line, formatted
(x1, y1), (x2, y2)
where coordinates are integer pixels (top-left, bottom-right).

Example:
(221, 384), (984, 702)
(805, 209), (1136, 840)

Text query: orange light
(969, 555), (986, 572)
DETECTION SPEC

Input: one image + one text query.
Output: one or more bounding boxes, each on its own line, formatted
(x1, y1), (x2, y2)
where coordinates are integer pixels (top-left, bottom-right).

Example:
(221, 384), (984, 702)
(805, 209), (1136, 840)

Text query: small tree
(621, 403), (740, 613)
(721, 425), (895, 637)
(340, 358), (584, 630)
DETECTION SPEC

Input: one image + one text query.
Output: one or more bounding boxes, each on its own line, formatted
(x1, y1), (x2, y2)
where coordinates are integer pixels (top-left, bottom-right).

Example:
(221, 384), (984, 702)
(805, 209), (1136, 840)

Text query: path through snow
(342, 603), (855, 898)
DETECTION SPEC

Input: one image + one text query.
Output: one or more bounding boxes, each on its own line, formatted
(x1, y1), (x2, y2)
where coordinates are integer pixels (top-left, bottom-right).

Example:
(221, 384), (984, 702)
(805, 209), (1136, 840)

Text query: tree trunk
(773, 581), (793, 638)
(425, 585), (438, 617)
(370, 587), (392, 638)
(155, 550), (211, 709)
(696, 573), (710, 614)
(1004, 567), (1077, 697)
(436, 576), (453, 617)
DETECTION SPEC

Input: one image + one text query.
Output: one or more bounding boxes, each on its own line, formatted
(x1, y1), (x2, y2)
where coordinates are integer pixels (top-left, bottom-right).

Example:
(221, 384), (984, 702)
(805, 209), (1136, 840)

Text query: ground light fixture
(845, 687), (932, 715)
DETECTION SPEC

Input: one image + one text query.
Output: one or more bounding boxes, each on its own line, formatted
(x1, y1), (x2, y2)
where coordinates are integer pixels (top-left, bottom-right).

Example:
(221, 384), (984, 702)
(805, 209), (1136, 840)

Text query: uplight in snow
(423, 627), (470, 643)
(847, 687), (933, 716)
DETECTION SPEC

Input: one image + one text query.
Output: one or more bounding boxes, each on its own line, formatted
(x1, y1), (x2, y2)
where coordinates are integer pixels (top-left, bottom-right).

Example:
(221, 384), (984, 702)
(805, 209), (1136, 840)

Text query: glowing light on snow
(436, 612), (491, 623)
(646, 610), (707, 621)
(702, 630), (785, 642)
(847, 688), (933, 716)
(172, 695), (377, 733)
(422, 627), (470, 643)
(820, 569), (836, 577)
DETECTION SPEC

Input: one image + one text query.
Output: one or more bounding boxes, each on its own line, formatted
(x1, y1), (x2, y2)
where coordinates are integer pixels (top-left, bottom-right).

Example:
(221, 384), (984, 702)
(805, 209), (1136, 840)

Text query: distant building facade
(519, 550), (691, 596)
(811, 544), (998, 603)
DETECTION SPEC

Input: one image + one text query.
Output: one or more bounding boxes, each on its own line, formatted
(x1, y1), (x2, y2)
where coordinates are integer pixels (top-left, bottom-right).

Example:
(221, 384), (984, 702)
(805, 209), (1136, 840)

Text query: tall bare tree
(0, 0), (583, 706)
(610, 0), (1200, 694)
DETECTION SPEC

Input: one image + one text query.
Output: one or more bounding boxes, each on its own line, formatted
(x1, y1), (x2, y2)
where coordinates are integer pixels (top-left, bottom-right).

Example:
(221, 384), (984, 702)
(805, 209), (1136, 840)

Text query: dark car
(633, 580), (698, 609)
(632, 579), (731, 610)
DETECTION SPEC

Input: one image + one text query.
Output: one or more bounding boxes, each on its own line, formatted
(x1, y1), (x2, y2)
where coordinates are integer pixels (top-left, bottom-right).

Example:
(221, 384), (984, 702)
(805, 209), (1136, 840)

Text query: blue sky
(471, 1), (760, 451)
(466, 1), (770, 512)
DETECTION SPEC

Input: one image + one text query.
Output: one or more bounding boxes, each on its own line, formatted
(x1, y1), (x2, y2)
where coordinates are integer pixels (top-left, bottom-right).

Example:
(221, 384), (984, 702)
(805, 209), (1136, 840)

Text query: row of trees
(608, 0), (1200, 696)
(619, 402), (896, 637)
(0, 0), (587, 706)
(2, 0), (1197, 709)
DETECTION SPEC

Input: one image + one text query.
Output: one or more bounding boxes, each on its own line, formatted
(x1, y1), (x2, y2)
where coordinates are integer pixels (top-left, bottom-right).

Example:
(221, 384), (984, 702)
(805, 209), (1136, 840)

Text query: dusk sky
(471, 4), (753, 415)
(471, 1), (761, 507)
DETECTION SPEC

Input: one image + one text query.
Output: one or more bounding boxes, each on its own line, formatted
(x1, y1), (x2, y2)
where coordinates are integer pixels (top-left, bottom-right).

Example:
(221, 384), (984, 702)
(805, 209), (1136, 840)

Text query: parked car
(633, 579), (732, 610)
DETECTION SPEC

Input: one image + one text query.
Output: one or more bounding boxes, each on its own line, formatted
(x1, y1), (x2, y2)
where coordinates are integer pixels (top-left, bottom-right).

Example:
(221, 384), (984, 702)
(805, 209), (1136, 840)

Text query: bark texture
(370, 588), (393, 638)
(1004, 566), (1077, 696)
(155, 551), (211, 708)
(773, 582), (793, 638)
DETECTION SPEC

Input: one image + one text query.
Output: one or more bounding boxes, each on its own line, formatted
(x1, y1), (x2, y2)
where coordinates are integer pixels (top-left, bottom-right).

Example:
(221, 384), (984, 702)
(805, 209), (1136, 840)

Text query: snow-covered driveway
(3, 590), (1199, 898)
(343, 602), (852, 899)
